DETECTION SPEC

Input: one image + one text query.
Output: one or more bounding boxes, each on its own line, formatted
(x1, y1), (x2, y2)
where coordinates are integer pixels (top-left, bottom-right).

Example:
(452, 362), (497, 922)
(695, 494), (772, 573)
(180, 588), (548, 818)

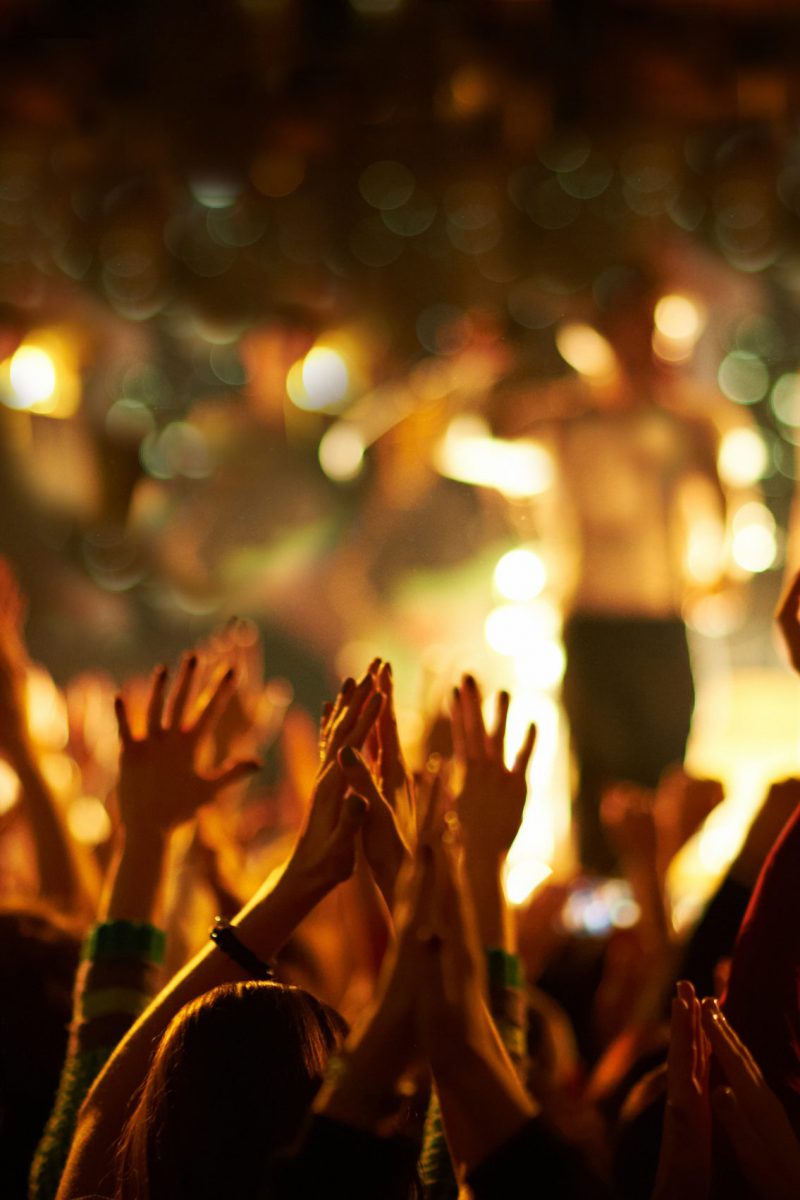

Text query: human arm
(56, 683), (377, 1200)
(31, 656), (258, 1200)
(0, 560), (98, 918)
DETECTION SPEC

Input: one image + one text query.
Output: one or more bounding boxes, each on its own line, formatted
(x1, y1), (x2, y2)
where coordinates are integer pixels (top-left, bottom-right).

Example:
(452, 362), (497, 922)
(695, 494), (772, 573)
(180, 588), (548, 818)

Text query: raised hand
(777, 568), (800, 673)
(601, 782), (658, 871)
(450, 673), (536, 862)
(702, 998), (800, 1200)
(114, 656), (260, 839)
(287, 760), (369, 891)
(338, 744), (411, 910)
(652, 980), (711, 1200)
(654, 768), (724, 878)
(369, 660), (416, 849)
(319, 671), (383, 769)
(732, 777), (800, 886)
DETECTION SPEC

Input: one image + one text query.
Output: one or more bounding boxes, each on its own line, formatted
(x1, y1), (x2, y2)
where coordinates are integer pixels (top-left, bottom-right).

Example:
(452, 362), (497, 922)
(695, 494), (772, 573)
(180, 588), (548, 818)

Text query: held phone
(560, 876), (640, 938)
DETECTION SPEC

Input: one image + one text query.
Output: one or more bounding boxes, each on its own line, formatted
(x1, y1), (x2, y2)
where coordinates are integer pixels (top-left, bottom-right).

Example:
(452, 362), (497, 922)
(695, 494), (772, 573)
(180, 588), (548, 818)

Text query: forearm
(101, 826), (170, 926)
(58, 860), (329, 1200)
(31, 920), (165, 1200)
(433, 1033), (536, 1179)
(464, 851), (515, 953)
(13, 740), (99, 918)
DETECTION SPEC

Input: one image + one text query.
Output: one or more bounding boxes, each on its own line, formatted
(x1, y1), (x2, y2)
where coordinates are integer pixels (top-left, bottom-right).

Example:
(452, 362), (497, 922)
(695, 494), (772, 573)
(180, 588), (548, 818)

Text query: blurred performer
(507, 265), (733, 872)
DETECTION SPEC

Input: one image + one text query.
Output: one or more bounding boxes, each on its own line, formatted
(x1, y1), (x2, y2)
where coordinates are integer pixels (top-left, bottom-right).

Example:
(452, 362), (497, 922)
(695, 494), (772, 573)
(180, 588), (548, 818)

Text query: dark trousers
(562, 613), (695, 874)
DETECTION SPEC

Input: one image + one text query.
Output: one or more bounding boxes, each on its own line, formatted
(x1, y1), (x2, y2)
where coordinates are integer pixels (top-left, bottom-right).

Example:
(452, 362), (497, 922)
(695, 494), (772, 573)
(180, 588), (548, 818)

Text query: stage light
(717, 427), (769, 487)
(435, 416), (554, 498)
(319, 423), (365, 481)
(2, 332), (80, 418)
(303, 348), (349, 406)
(555, 322), (616, 380)
(8, 345), (56, 408)
(287, 346), (351, 413)
(654, 294), (705, 342)
(494, 548), (547, 603)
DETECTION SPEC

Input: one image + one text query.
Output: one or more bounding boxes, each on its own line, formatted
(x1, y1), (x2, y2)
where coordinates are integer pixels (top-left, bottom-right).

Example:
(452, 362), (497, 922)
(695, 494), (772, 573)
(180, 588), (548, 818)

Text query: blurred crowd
(0, 552), (799, 1199)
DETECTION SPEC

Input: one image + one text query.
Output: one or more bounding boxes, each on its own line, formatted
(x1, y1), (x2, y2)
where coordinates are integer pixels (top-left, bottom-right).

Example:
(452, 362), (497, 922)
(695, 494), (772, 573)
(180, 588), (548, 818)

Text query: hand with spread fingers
(450, 674), (536, 949)
(450, 674), (536, 862)
(115, 655), (260, 839)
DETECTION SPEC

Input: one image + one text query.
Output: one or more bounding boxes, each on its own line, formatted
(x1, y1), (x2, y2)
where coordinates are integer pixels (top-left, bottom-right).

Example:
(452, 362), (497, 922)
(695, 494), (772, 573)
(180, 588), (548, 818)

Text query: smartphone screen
(560, 876), (640, 937)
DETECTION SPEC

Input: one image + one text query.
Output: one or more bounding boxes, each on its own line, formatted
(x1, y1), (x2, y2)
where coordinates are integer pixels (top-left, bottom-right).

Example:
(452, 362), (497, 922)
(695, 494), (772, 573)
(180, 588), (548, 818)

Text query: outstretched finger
(114, 694), (134, 747)
(489, 690), (510, 758)
(341, 689), (383, 753)
(461, 674), (487, 757)
(702, 1000), (761, 1101)
(167, 653), (198, 729)
(191, 668), (235, 739)
(146, 666), (169, 735)
(513, 722), (537, 776)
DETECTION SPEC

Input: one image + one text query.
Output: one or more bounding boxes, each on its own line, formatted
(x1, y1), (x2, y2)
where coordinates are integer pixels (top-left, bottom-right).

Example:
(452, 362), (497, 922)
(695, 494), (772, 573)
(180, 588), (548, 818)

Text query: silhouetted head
(116, 981), (347, 1200)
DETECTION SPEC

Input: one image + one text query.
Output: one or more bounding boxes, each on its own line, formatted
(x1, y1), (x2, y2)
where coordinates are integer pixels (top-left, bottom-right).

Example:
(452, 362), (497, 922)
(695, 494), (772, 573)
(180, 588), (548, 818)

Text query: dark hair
(115, 981), (346, 1200)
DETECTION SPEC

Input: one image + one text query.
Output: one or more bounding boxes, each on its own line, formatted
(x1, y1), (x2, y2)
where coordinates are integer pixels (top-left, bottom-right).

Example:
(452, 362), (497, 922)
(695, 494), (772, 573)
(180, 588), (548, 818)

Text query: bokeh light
(717, 427), (770, 487)
(493, 548), (547, 603)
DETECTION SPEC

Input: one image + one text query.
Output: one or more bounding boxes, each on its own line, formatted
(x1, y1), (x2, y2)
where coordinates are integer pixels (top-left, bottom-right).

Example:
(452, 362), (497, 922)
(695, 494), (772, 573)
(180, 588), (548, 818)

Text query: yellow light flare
(504, 858), (553, 906)
(0, 761), (20, 815)
(319, 423), (365, 482)
(435, 416), (554, 498)
(654, 293), (705, 343)
(494, 548), (547, 603)
(731, 502), (777, 574)
(2, 331), (80, 418)
(717, 426), (769, 487)
(555, 322), (617, 381)
(67, 795), (112, 845)
(9, 346), (56, 407)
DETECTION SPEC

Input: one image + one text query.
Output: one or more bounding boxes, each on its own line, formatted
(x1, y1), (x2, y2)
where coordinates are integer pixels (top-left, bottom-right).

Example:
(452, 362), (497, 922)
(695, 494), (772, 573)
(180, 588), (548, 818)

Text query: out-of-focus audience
(0, 553), (797, 1197)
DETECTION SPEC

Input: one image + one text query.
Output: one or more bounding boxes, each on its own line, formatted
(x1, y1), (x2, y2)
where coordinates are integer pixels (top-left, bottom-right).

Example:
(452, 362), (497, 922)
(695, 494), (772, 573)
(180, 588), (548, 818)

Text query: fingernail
(676, 980), (694, 1003)
(464, 674), (476, 690)
(340, 746), (358, 766)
